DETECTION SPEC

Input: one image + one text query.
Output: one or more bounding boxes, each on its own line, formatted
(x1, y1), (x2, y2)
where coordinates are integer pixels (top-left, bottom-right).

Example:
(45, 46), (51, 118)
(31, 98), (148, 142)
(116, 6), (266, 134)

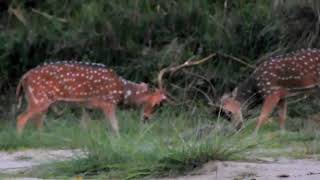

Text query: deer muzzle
(232, 110), (244, 130)
(142, 114), (150, 123)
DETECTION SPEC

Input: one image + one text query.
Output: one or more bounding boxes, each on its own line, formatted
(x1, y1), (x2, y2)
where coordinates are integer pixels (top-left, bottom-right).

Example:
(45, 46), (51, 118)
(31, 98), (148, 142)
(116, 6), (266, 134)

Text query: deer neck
(121, 80), (148, 106)
(235, 76), (262, 112)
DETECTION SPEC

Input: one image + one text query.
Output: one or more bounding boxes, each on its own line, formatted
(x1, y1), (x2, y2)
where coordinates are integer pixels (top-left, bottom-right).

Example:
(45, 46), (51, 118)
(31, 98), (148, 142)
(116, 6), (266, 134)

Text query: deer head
(122, 81), (167, 121)
(220, 88), (244, 130)
(141, 88), (167, 121)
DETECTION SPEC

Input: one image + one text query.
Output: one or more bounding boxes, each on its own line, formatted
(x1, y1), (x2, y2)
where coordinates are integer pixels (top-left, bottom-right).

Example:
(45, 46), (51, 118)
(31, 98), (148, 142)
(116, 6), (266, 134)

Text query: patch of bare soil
(0, 149), (84, 175)
(160, 158), (320, 180)
(1, 149), (320, 180)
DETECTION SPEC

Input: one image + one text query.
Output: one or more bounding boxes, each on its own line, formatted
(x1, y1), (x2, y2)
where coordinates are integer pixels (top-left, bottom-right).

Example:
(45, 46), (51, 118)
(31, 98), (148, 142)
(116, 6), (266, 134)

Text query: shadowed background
(1, 0), (320, 120)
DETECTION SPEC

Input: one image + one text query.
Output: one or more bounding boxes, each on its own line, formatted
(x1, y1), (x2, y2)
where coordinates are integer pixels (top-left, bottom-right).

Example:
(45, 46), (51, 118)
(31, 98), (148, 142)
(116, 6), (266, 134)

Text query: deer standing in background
(221, 48), (320, 134)
(16, 61), (167, 136)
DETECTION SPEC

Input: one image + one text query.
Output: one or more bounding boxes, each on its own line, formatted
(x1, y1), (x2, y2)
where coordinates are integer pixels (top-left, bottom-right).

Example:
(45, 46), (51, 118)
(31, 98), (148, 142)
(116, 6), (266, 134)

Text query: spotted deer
(16, 55), (215, 136)
(16, 61), (167, 136)
(220, 48), (320, 134)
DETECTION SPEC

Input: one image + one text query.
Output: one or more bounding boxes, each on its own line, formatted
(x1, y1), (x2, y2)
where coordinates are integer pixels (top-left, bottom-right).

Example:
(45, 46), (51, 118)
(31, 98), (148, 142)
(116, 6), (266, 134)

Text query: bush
(1, 0), (320, 117)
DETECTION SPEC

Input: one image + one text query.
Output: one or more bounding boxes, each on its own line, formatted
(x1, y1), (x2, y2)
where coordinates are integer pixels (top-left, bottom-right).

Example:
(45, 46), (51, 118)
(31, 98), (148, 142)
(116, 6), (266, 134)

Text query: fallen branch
(218, 52), (255, 69)
(288, 95), (309, 105)
(157, 53), (216, 89)
(31, 8), (67, 23)
(182, 69), (217, 95)
(9, 7), (28, 26)
(191, 86), (215, 106)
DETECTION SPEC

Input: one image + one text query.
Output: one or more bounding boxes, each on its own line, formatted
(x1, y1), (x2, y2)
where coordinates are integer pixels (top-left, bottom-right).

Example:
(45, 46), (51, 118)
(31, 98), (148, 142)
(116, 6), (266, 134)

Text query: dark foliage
(1, 0), (320, 116)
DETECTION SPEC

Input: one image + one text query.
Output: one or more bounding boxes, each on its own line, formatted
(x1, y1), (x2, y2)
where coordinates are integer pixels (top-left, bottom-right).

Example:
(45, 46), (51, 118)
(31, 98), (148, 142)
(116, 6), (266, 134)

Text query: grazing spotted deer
(220, 48), (320, 134)
(16, 61), (167, 136)
(16, 54), (215, 136)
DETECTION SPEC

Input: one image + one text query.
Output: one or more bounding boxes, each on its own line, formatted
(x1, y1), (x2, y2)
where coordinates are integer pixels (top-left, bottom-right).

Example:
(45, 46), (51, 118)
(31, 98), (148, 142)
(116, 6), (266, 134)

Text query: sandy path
(0, 149), (83, 174)
(1, 149), (320, 179)
(160, 158), (320, 180)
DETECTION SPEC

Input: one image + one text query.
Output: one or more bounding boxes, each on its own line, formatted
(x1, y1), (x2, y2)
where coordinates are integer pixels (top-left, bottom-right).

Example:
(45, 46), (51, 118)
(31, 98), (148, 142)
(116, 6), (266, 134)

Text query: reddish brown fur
(221, 48), (320, 133)
(16, 61), (166, 136)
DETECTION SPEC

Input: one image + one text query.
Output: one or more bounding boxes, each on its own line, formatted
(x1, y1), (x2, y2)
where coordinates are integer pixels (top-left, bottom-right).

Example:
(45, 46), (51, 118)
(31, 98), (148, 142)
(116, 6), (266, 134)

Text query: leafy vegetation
(2, 1), (320, 103)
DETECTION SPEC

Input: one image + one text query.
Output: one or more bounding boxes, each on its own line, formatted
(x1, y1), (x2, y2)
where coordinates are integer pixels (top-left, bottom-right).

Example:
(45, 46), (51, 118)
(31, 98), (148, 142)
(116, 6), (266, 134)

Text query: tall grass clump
(24, 108), (256, 179)
(32, 131), (255, 179)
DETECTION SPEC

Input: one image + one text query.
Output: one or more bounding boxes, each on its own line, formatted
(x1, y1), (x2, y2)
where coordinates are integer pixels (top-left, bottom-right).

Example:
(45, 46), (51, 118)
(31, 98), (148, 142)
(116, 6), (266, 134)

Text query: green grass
(0, 107), (255, 179)
(0, 116), (90, 150)
(1, 106), (320, 179)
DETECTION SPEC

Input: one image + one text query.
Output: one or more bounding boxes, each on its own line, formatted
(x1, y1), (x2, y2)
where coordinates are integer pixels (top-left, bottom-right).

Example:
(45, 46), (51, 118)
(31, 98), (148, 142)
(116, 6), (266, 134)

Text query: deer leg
(277, 99), (287, 132)
(17, 97), (51, 135)
(254, 94), (281, 135)
(80, 108), (91, 129)
(17, 109), (38, 135)
(51, 105), (64, 116)
(102, 104), (120, 137)
(33, 113), (45, 130)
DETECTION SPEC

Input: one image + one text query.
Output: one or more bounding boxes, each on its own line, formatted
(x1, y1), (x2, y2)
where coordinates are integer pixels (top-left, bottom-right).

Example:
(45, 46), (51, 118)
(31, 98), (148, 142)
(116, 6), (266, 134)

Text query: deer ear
(161, 94), (167, 100)
(221, 93), (231, 104)
(232, 88), (238, 98)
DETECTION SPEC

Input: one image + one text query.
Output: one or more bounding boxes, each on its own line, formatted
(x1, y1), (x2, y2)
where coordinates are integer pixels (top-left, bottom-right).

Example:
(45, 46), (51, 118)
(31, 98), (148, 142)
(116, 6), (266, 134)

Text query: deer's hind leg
(17, 107), (37, 135)
(17, 94), (51, 135)
(17, 104), (50, 135)
(33, 113), (46, 130)
(277, 99), (287, 132)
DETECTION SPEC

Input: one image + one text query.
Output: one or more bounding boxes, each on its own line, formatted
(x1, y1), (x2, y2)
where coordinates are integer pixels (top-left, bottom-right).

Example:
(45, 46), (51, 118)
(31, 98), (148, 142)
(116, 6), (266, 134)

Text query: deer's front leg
(102, 103), (120, 137)
(80, 108), (91, 130)
(254, 93), (282, 135)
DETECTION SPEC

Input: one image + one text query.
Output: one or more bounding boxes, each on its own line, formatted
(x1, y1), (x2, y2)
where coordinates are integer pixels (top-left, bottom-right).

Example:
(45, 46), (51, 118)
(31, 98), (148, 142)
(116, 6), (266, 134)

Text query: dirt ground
(1, 149), (320, 180)
(0, 149), (84, 180)
(160, 159), (320, 180)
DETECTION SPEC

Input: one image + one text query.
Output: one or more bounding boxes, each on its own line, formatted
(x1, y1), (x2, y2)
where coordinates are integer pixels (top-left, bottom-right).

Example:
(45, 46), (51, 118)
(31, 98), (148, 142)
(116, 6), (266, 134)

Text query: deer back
(252, 48), (320, 98)
(20, 62), (125, 104)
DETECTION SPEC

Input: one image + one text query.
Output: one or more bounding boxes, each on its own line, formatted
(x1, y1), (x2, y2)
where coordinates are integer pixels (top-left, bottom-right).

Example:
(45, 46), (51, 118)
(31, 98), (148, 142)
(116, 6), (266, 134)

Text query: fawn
(16, 61), (167, 136)
(220, 48), (320, 133)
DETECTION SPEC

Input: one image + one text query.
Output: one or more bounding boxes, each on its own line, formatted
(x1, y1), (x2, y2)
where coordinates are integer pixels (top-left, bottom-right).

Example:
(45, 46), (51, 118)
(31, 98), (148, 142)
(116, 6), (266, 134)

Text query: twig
(288, 95), (310, 105)
(218, 52), (255, 69)
(168, 83), (193, 106)
(191, 86), (215, 106)
(9, 7), (27, 26)
(31, 8), (67, 23)
(157, 53), (216, 89)
(182, 69), (217, 95)
(164, 91), (178, 105)
(171, 53), (216, 73)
